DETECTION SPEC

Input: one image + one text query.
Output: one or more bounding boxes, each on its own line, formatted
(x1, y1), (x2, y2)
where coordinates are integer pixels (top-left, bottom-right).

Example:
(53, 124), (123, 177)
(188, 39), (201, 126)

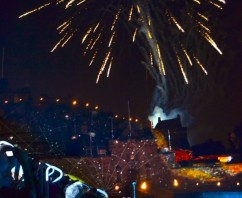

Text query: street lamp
(89, 132), (96, 156)
(132, 181), (136, 198)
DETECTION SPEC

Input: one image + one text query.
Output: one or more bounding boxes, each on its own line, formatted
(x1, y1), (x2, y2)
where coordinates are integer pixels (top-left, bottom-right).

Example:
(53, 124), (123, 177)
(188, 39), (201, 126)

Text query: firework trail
(19, 0), (225, 82)
(19, 0), (226, 126)
(134, 0), (225, 124)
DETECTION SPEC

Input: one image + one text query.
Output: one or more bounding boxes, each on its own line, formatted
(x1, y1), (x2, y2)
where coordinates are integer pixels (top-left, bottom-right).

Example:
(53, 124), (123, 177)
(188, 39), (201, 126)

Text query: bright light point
(115, 115), (118, 118)
(129, 118), (132, 121)
(217, 182), (221, 186)
(140, 181), (148, 190)
(71, 135), (77, 140)
(72, 100), (77, 105)
(196, 182), (199, 186)
(89, 132), (96, 137)
(95, 106), (99, 110)
(237, 182), (240, 186)
(9, 136), (13, 140)
(6, 151), (13, 157)
(115, 140), (119, 144)
(193, 0), (201, 4)
(218, 0), (226, 3)
(114, 185), (120, 191)
(56, 98), (60, 102)
(135, 119), (139, 122)
(173, 179), (179, 187)
(40, 97), (44, 101)
(85, 103), (90, 107)
(218, 156), (232, 163)
(4, 100), (8, 104)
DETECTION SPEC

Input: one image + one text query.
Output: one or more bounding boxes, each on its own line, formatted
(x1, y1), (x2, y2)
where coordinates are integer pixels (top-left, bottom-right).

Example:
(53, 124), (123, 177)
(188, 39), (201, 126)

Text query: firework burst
(19, 0), (225, 84)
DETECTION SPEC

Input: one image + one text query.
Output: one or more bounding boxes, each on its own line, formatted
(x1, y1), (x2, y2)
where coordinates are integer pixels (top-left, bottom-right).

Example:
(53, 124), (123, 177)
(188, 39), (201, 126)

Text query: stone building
(155, 115), (190, 150)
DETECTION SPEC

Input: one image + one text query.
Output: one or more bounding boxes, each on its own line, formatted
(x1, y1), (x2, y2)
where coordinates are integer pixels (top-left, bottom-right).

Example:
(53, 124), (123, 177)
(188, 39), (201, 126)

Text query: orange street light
(114, 185), (120, 191)
(173, 179), (179, 187)
(72, 100), (77, 106)
(140, 181), (148, 191)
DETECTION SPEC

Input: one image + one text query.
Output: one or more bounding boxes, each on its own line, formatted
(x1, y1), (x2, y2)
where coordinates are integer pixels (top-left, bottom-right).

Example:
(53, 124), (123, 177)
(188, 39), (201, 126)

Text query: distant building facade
(155, 115), (190, 150)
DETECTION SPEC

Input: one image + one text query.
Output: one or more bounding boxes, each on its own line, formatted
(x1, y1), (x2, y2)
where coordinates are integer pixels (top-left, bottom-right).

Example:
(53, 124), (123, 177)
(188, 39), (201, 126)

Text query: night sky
(1, 0), (155, 118)
(1, 0), (242, 146)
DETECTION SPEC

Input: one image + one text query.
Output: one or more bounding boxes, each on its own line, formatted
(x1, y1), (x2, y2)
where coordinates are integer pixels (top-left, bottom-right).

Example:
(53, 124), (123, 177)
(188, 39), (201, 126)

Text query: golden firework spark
(20, 0), (226, 84)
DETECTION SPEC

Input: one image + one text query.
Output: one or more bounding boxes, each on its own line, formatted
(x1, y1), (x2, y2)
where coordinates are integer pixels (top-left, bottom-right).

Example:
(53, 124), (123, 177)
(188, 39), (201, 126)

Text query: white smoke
(148, 106), (192, 128)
